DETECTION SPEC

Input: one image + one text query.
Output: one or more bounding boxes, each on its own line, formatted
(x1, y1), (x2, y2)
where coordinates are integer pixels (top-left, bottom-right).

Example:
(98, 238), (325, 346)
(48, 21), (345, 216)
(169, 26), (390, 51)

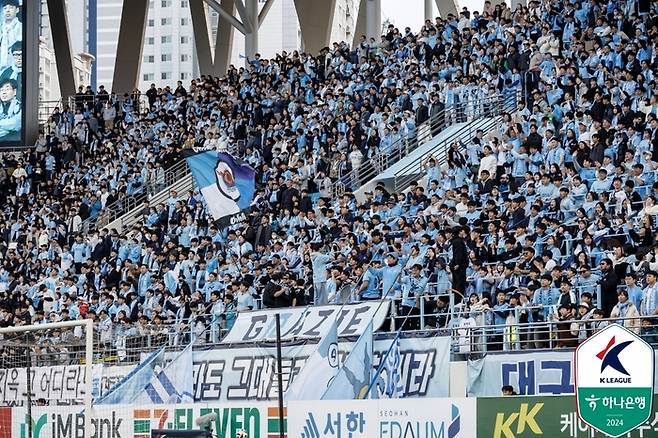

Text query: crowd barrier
(6, 394), (658, 438)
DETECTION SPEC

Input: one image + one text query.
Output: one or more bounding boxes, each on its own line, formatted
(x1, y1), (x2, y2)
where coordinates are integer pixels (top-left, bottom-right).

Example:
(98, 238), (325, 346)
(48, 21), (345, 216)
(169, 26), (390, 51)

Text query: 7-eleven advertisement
(10, 403), (285, 438)
(132, 403), (286, 438)
(575, 324), (655, 437)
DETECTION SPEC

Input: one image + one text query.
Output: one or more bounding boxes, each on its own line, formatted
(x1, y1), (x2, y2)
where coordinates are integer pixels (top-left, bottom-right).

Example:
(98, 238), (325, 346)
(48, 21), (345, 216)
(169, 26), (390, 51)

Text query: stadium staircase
(82, 142), (246, 234)
(80, 159), (194, 234)
(336, 93), (519, 200)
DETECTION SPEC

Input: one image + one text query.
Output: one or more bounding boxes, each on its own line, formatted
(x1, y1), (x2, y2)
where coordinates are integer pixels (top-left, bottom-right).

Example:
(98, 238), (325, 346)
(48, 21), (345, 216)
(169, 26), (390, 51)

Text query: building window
(143, 55), (155, 63)
(180, 18), (189, 25)
(161, 18), (172, 25)
(146, 37), (155, 45)
(180, 54), (189, 62)
(148, 19), (154, 26)
(143, 73), (154, 81)
(161, 72), (171, 80)
(161, 54), (171, 62)
(161, 35), (172, 43)
(161, 0), (171, 7)
(180, 36), (189, 44)
(180, 72), (188, 80)
(181, 0), (188, 7)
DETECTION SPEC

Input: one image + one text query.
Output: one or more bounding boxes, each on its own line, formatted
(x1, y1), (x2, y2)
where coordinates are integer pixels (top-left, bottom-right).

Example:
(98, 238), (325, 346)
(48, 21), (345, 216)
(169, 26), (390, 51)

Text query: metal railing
(79, 159), (193, 233)
(332, 94), (510, 197)
(65, 92), (149, 116)
(37, 99), (64, 126)
(447, 313), (658, 356)
(0, 313), (220, 367)
(393, 92), (519, 193)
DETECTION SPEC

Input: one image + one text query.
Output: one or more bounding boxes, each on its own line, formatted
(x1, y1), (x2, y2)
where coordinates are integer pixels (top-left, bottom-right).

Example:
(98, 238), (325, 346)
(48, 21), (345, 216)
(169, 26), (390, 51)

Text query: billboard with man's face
(0, 0), (23, 145)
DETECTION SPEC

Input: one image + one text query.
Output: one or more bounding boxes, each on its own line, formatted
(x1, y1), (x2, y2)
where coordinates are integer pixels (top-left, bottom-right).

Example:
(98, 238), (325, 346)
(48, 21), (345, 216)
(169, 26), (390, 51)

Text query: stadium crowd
(1, 0), (658, 356)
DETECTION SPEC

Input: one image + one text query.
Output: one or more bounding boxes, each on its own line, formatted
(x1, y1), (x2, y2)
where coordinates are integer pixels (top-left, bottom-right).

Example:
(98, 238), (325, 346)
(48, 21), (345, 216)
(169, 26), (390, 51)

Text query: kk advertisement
(476, 395), (658, 438)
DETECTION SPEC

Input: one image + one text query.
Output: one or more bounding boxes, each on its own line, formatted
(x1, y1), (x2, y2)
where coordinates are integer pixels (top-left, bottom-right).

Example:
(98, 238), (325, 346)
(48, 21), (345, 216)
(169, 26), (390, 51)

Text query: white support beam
(364, 0), (381, 41)
(190, 0), (213, 74)
(233, 0), (253, 32)
(258, 0), (275, 28)
(424, 0), (434, 20)
(434, 0), (458, 18)
(294, 0), (337, 55)
(46, 0), (76, 98)
(112, 0), (149, 94)
(214, 0), (236, 75)
(206, 0), (247, 34)
(243, 0), (258, 62)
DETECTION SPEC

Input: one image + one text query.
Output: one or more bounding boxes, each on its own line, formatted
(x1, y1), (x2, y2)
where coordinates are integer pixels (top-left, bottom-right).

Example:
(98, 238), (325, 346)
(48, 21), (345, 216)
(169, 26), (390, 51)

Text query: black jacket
(450, 237), (468, 270)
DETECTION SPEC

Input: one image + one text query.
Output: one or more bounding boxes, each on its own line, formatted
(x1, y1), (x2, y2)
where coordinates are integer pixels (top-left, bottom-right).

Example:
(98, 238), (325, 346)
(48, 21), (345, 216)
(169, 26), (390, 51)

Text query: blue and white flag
(95, 347), (164, 404)
(322, 321), (373, 400)
(367, 331), (403, 399)
(285, 319), (340, 400)
(185, 150), (256, 225)
(136, 344), (194, 405)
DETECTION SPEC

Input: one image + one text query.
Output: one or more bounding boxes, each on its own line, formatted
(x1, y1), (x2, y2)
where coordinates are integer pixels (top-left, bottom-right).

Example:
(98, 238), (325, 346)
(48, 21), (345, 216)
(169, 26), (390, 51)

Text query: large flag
(136, 344), (194, 404)
(185, 150), (256, 225)
(322, 321), (373, 400)
(95, 347), (165, 404)
(367, 331), (403, 399)
(285, 319), (339, 400)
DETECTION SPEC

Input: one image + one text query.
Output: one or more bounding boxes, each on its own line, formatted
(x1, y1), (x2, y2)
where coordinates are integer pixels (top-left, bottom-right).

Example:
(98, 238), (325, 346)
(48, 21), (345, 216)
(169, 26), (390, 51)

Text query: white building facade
(43, 0), (358, 98)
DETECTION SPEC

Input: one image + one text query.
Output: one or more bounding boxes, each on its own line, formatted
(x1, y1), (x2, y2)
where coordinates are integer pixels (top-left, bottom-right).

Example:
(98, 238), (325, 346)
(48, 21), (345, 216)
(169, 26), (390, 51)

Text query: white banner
(0, 332), (449, 405)
(0, 365), (88, 405)
(288, 398), (476, 437)
(222, 301), (391, 343)
(467, 351), (658, 397)
(92, 365), (134, 399)
(0, 363), (135, 405)
(193, 335), (450, 402)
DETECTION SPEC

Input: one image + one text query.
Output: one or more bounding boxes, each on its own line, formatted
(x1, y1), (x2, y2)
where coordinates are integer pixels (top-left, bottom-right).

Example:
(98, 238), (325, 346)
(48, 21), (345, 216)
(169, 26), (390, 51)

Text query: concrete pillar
(46, 0), (76, 99)
(352, 0), (367, 47)
(25, 0), (40, 143)
(112, 0), (149, 95)
(364, 0), (381, 41)
(509, 0), (525, 9)
(424, 0), (434, 21)
(243, 0), (258, 63)
(214, 0), (235, 75)
(190, 0), (213, 75)
(435, 0), (458, 18)
(89, 0), (98, 90)
(294, 0), (337, 55)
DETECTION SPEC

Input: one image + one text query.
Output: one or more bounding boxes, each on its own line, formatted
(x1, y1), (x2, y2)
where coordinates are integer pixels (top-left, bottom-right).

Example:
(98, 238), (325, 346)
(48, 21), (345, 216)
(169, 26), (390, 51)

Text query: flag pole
(275, 313), (285, 438)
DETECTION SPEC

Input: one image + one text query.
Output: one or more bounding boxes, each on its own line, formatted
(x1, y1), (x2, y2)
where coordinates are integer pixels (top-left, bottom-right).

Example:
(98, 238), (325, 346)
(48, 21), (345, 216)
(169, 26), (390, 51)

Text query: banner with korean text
(0, 331), (449, 406)
(467, 351), (658, 397)
(192, 334), (450, 402)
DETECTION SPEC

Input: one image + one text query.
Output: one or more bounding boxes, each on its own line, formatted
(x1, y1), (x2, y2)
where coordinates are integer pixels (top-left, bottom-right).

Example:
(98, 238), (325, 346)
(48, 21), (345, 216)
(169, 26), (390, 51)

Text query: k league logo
(575, 324), (654, 437)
